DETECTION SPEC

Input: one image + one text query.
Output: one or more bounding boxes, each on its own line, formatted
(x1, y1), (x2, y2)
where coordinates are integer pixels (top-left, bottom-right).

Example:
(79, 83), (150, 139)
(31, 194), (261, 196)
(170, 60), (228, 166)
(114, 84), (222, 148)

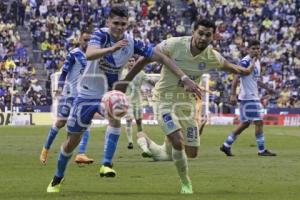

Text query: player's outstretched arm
(222, 59), (255, 75)
(86, 39), (129, 60)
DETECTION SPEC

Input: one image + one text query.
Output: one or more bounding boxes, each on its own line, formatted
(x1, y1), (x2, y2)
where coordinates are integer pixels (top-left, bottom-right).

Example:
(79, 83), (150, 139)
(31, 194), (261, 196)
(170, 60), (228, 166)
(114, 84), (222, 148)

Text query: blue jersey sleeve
(73, 51), (87, 69)
(62, 52), (76, 73)
(88, 29), (108, 47)
(133, 39), (153, 58)
(239, 60), (250, 68)
(58, 70), (68, 89)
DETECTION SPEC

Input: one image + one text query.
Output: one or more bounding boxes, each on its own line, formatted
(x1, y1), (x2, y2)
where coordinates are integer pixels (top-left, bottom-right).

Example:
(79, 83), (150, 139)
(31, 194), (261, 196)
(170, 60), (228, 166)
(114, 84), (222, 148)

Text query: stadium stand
(0, 0), (299, 113)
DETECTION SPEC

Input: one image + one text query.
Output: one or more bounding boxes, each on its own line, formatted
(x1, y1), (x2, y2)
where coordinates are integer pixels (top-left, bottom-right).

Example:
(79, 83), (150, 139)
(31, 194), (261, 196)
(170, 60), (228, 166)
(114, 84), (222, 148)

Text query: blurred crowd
(0, 1), (49, 112)
(1, 0), (300, 112)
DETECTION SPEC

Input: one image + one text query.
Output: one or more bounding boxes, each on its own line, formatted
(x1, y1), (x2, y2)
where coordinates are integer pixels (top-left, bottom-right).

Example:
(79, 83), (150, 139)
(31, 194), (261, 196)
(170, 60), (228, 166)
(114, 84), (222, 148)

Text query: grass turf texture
(0, 125), (299, 200)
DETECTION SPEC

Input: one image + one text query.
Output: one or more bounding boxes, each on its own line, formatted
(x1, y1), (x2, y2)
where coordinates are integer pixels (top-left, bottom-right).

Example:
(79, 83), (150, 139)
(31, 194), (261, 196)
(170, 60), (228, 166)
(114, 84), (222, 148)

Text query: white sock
(172, 148), (190, 184)
(126, 126), (133, 143)
(137, 137), (149, 152)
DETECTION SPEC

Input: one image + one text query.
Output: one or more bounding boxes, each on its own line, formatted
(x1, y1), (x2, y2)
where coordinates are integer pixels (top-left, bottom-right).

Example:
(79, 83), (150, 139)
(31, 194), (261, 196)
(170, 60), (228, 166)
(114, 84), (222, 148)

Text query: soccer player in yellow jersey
(119, 19), (255, 194)
(121, 57), (154, 149)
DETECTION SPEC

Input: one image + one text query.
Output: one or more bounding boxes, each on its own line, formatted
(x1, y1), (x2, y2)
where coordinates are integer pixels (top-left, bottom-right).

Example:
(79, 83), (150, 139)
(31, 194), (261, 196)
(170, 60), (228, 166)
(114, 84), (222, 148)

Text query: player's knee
(254, 120), (263, 127)
(55, 120), (66, 129)
(186, 151), (197, 158)
(242, 121), (251, 128)
(168, 131), (184, 150)
(64, 134), (82, 153)
(109, 118), (121, 127)
(185, 146), (198, 158)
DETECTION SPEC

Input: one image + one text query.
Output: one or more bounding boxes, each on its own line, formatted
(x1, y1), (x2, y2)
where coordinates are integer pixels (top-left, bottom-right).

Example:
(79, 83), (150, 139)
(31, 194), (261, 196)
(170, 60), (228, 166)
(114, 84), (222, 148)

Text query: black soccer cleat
(127, 142), (133, 149)
(258, 149), (277, 156)
(220, 145), (234, 156)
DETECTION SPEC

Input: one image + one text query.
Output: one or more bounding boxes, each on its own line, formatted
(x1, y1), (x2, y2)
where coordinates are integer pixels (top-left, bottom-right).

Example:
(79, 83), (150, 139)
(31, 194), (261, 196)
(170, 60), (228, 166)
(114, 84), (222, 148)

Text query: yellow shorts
(153, 100), (200, 147)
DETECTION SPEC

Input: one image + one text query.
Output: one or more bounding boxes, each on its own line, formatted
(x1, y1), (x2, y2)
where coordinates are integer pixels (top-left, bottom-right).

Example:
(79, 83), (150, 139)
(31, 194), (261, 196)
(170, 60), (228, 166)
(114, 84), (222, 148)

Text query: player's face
(80, 33), (91, 52)
(127, 58), (135, 70)
(249, 45), (260, 58)
(108, 16), (128, 41)
(192, 25), (214, 51)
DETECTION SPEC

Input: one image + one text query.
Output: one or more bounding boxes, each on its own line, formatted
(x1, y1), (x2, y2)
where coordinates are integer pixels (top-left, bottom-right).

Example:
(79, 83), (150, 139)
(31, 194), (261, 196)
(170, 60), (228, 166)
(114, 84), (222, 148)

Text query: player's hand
(230, 94), (237, 105)
(182, 77), (203, 99)
(111, 39), (129, 52)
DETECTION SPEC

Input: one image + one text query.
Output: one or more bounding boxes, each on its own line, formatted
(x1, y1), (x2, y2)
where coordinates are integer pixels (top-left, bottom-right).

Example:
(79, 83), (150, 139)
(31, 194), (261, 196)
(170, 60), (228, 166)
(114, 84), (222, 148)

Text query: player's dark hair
(193, 19), (216, 32)
(109, 5), (128, 18)
(80, 26), (92, 35)
(248, 40), (260, 47)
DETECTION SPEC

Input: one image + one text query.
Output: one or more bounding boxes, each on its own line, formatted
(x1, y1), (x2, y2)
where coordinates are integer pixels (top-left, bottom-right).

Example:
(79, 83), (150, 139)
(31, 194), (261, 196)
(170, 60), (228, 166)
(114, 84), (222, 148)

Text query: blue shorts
(57, 96), (75, 119)
(239, 100), (263, 122)
(67, 97), (102, 133)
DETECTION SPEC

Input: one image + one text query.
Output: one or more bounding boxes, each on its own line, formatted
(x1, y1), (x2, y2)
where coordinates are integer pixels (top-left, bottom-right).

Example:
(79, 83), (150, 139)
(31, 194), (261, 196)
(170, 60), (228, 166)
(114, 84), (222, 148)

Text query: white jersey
(61, 47), (87, 97)
(238, 55), (261, 100)
(78, 27), (153, 99)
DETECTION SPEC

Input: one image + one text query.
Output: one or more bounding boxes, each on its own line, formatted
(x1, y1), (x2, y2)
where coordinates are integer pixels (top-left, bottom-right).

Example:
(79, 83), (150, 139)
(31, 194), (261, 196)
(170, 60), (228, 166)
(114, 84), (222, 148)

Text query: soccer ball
(102, 90), (129, 119)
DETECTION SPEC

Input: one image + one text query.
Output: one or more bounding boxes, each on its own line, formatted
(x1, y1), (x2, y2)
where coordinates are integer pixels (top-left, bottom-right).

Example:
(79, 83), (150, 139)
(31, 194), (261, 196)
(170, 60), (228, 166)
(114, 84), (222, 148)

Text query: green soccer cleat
(181, 181), (193, 194)
(141, 150), (152, 158)
(47, 176), (64, 193)
(99, 165), (116, 177)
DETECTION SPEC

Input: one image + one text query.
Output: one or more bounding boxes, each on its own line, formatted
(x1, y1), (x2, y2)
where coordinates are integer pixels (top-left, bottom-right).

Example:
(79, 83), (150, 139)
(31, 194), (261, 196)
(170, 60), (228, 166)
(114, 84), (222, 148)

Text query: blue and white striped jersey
(61, 47), (87, 97)
(78, 27), (153, 99)
(238, 55), (261, 100)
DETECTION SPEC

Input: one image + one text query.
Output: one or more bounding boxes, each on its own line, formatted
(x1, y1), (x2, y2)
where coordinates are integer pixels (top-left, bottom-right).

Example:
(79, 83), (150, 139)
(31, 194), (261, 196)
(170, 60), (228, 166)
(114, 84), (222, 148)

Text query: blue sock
(102, 126), (121, 166)
(224, 133), (238, 147)
(78, 129), (90, 154)
(256, 133), (265, 152)
(44, 126), (59, 149)
(55, 147), (73, 178)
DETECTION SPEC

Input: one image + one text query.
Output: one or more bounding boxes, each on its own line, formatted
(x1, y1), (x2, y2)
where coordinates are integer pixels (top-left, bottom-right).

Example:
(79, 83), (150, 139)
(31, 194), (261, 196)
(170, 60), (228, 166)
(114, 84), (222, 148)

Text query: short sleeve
(157, 37), (177, 56)
(62, 52), (75, 72)
(88, 29), (108, 47)
(133, 39), (153, 58)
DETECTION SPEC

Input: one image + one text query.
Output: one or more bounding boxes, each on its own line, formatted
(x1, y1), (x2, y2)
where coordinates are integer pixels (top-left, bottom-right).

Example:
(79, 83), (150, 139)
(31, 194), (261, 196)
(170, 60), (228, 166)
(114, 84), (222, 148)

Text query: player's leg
(99, 118), (121, 177)
(220, 100), (251, 156)
(220, 121), (250, 156)
(134, 104), (143, 132)
(40, 119), (67, 164)
(154, 102), (193, 194)
(125, 104), (134, 149)
(254, 120), (276, 156)
(137, 131), (172, 160)
(47, 132), (83, 193)
(125, 118), (134, 149)
(40, 97), (72, 164)
(74, 127), (94, 164)
(168, 131), (193, 194)
(47, 98), (99, 193)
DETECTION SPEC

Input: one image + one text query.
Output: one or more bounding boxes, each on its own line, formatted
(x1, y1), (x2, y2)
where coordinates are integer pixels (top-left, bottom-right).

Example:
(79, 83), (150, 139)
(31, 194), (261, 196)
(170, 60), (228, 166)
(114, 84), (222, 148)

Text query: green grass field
(0, 125), (299, 200)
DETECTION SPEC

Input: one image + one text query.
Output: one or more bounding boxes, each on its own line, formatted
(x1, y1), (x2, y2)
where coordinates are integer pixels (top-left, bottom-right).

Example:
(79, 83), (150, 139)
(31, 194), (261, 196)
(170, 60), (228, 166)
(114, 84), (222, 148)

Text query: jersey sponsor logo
(198, 63), (206, 70)
(162, 113), (175, 129)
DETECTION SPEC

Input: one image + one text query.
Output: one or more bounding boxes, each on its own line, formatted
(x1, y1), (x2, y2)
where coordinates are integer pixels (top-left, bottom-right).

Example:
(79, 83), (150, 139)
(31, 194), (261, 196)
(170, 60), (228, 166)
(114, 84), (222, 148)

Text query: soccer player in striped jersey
(220, 40), (277, 157)
(122, 19), (256, 194)
(40, 29), (94, 165)
(46, 6), (203, 193)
